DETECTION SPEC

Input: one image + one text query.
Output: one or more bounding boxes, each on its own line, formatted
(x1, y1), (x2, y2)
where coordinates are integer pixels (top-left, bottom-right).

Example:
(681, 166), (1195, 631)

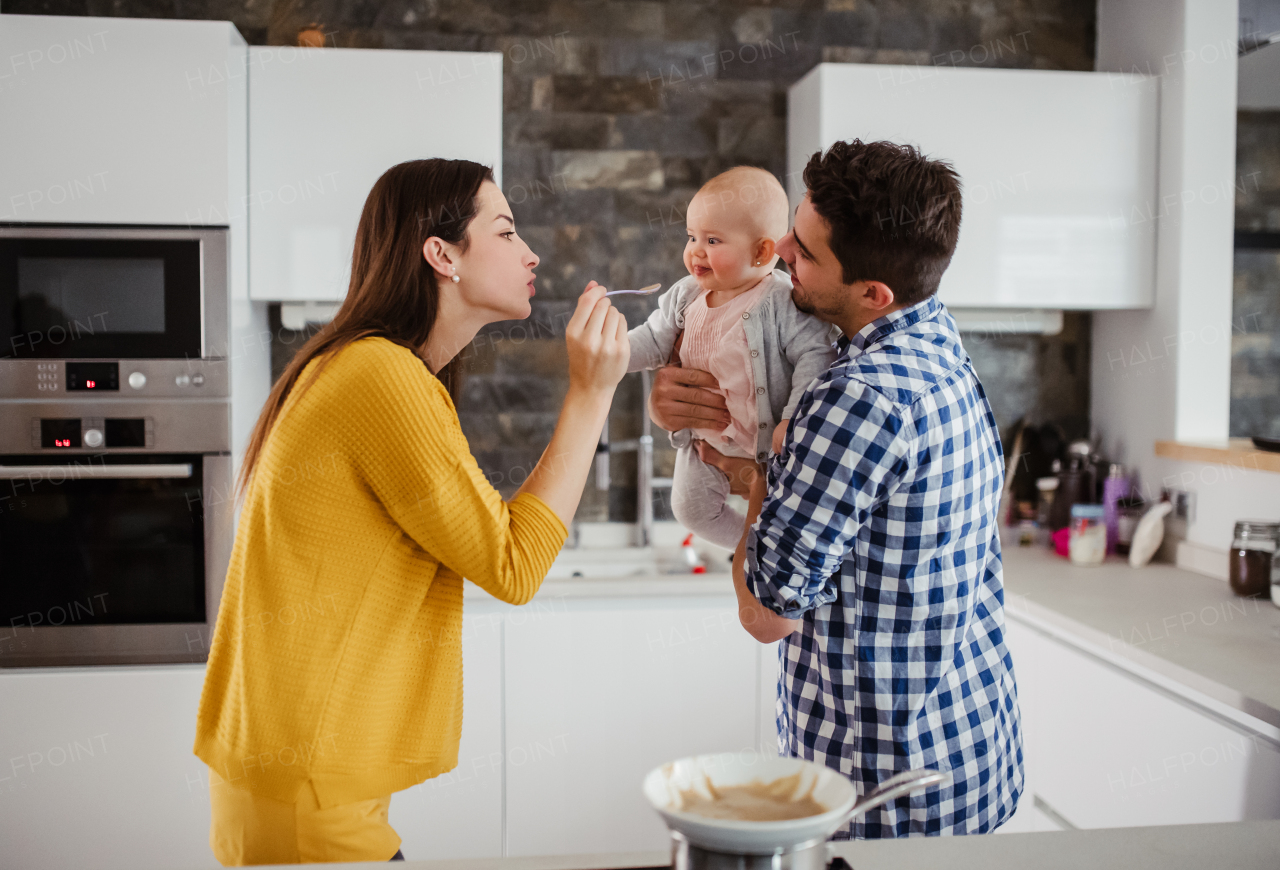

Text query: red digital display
(40, 419), (82, 449)
(66, 362), (118, 391)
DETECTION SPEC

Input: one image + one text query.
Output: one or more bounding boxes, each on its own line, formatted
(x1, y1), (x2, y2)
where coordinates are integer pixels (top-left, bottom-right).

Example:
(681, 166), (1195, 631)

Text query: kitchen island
(256, 818), (1280, 869)
(4, 530), (1279, 869)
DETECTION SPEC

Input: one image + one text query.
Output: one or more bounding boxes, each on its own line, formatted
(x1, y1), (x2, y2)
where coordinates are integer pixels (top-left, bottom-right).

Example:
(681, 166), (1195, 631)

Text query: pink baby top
(679, 278), (768, 459)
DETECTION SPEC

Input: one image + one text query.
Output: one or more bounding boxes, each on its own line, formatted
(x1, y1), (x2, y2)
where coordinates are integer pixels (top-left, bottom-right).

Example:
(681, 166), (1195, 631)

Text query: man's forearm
(732, 473), (801, 643)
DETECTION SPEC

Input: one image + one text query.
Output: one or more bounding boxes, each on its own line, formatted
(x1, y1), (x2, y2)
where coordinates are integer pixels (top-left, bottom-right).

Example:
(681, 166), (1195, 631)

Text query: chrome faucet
(595, 369), (674, 547)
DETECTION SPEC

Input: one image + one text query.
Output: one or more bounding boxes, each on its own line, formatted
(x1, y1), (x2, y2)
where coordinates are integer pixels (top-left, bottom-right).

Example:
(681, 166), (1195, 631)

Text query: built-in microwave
(0, 225), (229, 399)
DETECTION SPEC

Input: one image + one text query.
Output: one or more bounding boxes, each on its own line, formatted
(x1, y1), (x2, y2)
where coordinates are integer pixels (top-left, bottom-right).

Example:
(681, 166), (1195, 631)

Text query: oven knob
(175, 374), (190, 387)
(191, 373), (205, 386)
(84, 428), (104, 448)
(128, 371), (147, 390)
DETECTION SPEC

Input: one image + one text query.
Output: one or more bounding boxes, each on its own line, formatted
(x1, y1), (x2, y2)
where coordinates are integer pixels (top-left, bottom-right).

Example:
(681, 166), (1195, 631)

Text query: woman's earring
(450, 268), (459, 284)
(754, 261), (760, 266)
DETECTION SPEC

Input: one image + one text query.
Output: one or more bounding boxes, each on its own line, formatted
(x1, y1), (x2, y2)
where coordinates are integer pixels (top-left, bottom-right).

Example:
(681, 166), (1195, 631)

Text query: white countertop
(463, 573), (736, 600)
(1000, 544), (1280, 736)
(829, 819), (1280, 869)
(257, 819), (1280, 870)
(462, 535), (1280, 736)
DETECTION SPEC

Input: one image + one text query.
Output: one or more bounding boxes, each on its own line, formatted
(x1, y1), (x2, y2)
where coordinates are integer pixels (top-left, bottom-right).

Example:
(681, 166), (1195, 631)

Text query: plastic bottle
(1101, 463), (1131, 554)
(682, 534), (707, 574)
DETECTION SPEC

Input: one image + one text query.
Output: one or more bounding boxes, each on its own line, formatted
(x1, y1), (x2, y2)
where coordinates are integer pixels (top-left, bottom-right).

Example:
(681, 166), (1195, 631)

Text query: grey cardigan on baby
(627, 270), (840, 462)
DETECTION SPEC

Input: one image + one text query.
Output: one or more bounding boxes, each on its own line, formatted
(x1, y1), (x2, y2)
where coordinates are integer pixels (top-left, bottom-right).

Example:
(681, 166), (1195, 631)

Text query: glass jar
(1229, 520), (1279, 600)
(1114, 497), (1146, 556)
(1069, 504), (1107, 566)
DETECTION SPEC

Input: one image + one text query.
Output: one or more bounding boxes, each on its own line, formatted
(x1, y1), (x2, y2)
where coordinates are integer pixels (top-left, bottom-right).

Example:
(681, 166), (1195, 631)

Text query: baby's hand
(771, 418), (789, 455)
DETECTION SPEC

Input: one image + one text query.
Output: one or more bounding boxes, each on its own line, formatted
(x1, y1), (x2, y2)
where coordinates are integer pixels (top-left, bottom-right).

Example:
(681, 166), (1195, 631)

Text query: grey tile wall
(1233, 110), (1280, 440)
(16, 0), (1100, 520)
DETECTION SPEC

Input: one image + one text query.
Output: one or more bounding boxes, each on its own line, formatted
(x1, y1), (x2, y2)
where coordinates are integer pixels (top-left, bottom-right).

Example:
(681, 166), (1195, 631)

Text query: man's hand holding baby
(694, 440), (762, 498)
(771, 419), (789, 455)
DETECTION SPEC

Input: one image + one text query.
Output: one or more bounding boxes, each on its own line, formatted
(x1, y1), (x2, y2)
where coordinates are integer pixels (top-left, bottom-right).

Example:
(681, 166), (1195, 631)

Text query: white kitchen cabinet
(787, 63), (1158, 310)
(389, 596), (505, 860)
(247, 46), (503, 301)
(0, 665), (218, 870)
(1005, 617), (1280, 830)
(503, 595), (760, 856)
(0, 15), (246, 226)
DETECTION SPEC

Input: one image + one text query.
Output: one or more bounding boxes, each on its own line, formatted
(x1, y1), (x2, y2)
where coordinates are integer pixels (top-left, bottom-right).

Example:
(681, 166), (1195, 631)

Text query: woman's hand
(648, 365), (731, 432)
(515, 282), (627, 527)
(695, 440), (763, 497)
(565, 281), (629, 395)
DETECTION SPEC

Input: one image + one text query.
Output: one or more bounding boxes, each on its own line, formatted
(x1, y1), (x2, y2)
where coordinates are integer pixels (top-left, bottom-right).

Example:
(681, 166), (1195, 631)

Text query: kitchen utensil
(1129, 501), (1173, 567)
(643, 753), (950, 856)
(605, 283), (662, 297)
(1251, 436), (1280, 453)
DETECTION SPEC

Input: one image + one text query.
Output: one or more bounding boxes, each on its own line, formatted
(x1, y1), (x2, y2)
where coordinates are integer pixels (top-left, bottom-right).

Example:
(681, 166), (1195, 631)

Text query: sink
(545, 546), (726, 580)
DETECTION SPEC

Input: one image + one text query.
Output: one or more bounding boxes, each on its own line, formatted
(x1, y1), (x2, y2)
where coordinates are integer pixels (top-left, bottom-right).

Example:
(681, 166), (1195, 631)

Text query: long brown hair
(236, 158), (495, 501)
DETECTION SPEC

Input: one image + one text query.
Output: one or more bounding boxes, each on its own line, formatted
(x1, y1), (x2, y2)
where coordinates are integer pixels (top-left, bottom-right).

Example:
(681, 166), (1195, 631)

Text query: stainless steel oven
(0, 225), (237, 667)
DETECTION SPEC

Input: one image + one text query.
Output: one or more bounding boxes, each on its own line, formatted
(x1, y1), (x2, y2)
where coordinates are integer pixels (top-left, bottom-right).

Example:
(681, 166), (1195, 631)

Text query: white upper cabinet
(788, 64), (1159, 309)
(248, 47), (503, 301)
(0, 15), (246, 226)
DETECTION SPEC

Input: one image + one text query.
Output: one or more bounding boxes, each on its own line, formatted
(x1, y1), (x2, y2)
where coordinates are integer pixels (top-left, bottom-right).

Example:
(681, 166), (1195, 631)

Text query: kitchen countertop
(463, 573), (736, 600)
(462, 548), (738, 601)
(256, 819), (1280, 870)
(1000, 544), (1280, 737)
(461, 536), (1280, 737)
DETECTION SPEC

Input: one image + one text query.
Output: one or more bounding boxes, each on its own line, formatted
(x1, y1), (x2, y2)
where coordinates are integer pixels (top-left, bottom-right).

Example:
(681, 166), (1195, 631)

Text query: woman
(193, 159), (629, 865)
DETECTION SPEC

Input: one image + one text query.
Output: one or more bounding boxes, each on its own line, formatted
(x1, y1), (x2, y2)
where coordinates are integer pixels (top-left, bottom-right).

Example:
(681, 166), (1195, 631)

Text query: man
(649, 140), (1024, 837)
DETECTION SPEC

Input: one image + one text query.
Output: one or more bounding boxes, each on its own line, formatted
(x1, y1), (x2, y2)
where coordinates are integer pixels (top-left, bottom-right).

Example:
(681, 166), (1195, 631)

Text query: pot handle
(842, 768), (952, 824)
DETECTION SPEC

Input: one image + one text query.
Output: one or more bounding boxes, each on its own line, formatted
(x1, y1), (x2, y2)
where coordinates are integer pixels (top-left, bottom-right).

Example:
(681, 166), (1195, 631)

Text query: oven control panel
(31, 417), (155, 450)
(34, 361), (61, 393)
(0, 359), (227, 398)
(66, 361), (120, 392)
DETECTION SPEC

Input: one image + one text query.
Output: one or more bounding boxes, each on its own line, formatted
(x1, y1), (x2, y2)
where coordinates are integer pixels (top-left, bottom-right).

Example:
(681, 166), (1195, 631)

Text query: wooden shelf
(1154, 439), (1280, 474)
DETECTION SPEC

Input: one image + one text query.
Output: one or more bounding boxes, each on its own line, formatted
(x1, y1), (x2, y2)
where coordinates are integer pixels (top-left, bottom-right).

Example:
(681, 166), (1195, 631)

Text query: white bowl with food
(642, 753), (857, 853)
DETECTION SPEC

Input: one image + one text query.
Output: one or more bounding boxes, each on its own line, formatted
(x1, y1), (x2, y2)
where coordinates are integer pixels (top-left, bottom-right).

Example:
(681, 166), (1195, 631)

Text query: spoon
(605, 283), (662, 297)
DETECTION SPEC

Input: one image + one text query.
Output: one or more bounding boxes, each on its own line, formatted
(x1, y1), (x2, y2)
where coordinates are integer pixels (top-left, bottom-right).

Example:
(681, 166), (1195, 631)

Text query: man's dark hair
(802, 139), (962, 307)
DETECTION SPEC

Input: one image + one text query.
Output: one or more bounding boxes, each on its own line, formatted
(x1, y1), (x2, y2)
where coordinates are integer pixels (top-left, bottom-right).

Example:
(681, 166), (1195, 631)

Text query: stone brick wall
(1232, 111), (1280, 439)
(13, 0), (1099, 520)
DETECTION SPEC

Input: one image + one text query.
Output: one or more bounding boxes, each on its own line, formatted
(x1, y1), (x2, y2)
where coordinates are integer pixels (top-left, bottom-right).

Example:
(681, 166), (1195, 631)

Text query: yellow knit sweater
(194, 337), (566, 808)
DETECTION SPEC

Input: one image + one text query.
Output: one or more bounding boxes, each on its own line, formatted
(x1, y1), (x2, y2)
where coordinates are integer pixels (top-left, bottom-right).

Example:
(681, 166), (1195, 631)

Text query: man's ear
(861, 280), (895, 311)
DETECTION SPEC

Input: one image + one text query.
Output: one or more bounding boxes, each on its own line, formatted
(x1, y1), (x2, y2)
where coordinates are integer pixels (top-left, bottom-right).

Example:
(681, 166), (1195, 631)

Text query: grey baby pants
(669, 442), (750, 550)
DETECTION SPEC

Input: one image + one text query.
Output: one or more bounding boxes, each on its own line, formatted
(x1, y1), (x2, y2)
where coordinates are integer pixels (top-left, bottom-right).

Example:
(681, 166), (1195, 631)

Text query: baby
(627, 167), (838, 550)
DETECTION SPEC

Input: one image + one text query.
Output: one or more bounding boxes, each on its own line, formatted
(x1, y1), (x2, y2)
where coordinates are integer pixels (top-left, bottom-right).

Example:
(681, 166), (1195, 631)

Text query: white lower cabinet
(503, 595), (761, 856)
(389, 601), (506, 860)
(1004, 617), (1280, 830)
(10, 593), (1277, 866)
(0, 665), (216, 870)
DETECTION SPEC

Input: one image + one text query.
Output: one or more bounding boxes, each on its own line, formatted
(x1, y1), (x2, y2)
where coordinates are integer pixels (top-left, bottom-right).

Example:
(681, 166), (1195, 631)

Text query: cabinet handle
(0, 464), (193, 479)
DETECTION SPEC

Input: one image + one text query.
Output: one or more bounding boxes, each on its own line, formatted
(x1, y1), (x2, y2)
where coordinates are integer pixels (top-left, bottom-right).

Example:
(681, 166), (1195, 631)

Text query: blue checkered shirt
(745, 295), (1024, 838)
